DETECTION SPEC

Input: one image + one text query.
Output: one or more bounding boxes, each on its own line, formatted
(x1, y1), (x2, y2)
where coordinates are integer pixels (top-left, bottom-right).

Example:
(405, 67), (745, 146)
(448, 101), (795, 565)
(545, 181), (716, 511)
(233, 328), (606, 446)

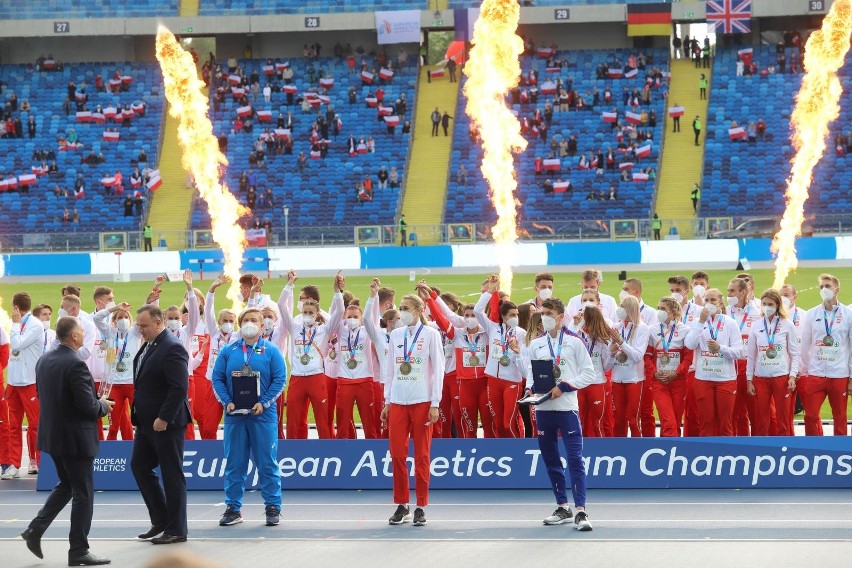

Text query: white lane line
(2, 519), (851, 524)
(1, 537), (851, 543)
(2, 502), (850, 507)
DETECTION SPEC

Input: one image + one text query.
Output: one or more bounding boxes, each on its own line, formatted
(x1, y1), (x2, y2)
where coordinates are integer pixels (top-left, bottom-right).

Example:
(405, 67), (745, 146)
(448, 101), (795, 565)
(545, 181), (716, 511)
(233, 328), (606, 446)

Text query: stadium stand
(702, 44), (846, 231)
(192, 56), (414, 244)
(199, 0), (426, 16)
(0, 0), (177, 19)
(0, 62), (164, 249)
(448, 0), (669, 6)
(446, 48), (669, 239)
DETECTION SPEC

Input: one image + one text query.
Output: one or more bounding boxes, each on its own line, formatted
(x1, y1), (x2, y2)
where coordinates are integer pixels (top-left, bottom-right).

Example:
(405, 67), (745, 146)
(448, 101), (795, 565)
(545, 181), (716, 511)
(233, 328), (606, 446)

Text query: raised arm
(206, 275), (230, 334)
(10, 307), (43, 351)
(325, 271), (345, 335)
(277, 269), (298, 333)
(145, 274), (166, 306)
(474, 276), (500, 332)
(363, 280), (385, 347)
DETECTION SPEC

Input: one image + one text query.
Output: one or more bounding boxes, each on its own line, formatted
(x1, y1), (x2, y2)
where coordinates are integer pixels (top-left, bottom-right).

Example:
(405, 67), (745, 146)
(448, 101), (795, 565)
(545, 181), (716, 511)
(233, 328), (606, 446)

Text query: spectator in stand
(297, 152), (306, 173)
(402, 120), (411, 134)
(123, 195), (134, 217)
(27, 116), (35, 139)
(62, 208), (71, 222)
(441, 111), (453, 137)
(431, 108), (440, 137)
(138, 149), (148, 163)
(389, 167), (400, 188)
(134, 193), (144, 216)
(72, 209), (80, 223)
(457, 165), (467, 186)
(747, 121), (757, 143)
(699, 74), (707, 100)
(543, 179), (553, 194)
(234, 116), (244, 133)
(377, 166), (389, 189)
(756, 119), (766, 141)
(247, 187), (257, 210)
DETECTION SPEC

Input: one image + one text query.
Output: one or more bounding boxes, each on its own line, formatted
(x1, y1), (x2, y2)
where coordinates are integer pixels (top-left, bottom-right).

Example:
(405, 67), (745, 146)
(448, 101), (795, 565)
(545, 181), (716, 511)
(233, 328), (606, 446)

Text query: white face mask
(105, 301), (116, 311)
(582, 301), (596, 309)
(692, 285), (707, 298)
(263, 317), (275, 331)
(538, 287), (553, 301)
(656, 309), (668, 324)
(618, 290), (630, 302)
(302, 314), (316, 326)
(241, 322), (260, 338)
(727, 296), (739, 308)
(706, 303), (719, 316)
(296, 300), (304, 313)
(58, 308), (69, 319)
(398, 311), (415, 326)
(763, 305), (776, 318)
(541, 315), (557, 332)
(41, 319), (50, 331)
(347, 318), (361, 330)
(671, 292), (684, 304)
(781, 296), (792, 309)
(505, 316), (519, 329)
(116, 318), (130, 332)
(167, 319), (182, 331)
(820, 287), (835, 302)
(220, 322), (235, 334)
(465, 317), (478, 330)
(615, 307), (628, 321)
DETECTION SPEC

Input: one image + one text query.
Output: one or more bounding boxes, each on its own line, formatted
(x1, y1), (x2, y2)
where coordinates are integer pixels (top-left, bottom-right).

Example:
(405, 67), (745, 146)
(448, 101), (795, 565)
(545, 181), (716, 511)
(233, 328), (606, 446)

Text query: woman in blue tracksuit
(212, 307), (287, 528)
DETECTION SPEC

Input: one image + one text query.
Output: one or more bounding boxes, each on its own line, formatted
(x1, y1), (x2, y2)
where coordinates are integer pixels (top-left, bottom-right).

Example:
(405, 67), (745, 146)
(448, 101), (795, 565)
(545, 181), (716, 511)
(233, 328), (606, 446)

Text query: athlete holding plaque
(212, 307), (286, 528)
(684, 289), (744, 436)
(799, 274), (852, 436)
(92, 302), (143, 440)
(745, 289), (800, 436)
(648, 297), (693, 437)
(382, 293), (443, 527)
(279, 270), (344, 439)
(608, 296), (650, 438)
(474, 276), (527, 438)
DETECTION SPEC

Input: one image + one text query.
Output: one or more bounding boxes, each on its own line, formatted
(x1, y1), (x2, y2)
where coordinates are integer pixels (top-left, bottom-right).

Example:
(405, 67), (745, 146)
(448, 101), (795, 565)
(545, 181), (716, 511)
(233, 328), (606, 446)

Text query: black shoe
(137, 525), (165, 540)
(150, 534), (187, 545)
(68, 552), (111, 566)
(574, 511), (593, 531)
(413, 508), (427, 526)
(265, 505), (281, 527)
(388, 504), (412, 525)
(21, 528), (43, 559)
(219, 506), (243, 527)
(543, 507), (573, 525)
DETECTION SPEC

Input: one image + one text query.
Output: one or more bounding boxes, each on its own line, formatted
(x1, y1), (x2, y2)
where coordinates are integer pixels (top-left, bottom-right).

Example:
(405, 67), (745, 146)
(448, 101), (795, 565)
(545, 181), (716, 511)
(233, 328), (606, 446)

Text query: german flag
(627, 3), (672, 37)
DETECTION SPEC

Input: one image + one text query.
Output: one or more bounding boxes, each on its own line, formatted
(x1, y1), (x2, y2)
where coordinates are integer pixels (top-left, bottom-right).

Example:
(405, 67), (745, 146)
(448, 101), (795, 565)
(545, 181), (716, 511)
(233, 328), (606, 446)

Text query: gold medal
(616, 352), (628, 364)
(400, 361), (412, 375)
(347, 358), (358, 370)
(300, 354), (310, 365)
(468, 355), (480, 367)
(660, 354), (670, 365)
(499, 355), (511, 367)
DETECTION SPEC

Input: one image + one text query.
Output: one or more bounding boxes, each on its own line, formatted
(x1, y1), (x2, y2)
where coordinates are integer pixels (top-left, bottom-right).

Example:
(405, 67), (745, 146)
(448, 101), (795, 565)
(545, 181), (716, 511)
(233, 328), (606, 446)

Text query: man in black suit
(21, 316), (114, 566)
(131, 304), (191, 545)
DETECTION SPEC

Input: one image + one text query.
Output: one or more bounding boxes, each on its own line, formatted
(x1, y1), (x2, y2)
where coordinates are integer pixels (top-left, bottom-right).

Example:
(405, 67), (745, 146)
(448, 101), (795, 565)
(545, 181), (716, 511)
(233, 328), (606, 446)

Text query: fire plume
(156, 27), (248, 309)
(463, 0), (527, 295)
(771, 0), (852, 290)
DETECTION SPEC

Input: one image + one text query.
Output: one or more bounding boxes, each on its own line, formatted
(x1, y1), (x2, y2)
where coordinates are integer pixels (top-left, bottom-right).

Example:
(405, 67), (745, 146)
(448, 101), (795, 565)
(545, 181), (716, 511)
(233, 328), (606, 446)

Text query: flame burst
(771, 0), (852, 290)
(464, 0), (527, 295)
(156, 27), (248, 309)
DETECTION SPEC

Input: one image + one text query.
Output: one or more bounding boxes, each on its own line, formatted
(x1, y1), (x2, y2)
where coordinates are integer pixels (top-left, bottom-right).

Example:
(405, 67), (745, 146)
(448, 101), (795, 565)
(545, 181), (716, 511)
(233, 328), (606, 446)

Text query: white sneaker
(27, 464), (39, 475)
(574, 511), (593, 531)
(543, 507), (573, 525)
(1, 466), (20, 479)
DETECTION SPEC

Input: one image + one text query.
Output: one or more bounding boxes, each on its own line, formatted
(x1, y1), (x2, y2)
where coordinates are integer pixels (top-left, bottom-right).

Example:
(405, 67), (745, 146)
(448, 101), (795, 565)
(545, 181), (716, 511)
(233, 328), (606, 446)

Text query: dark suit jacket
(132, 328), (191, 430)
(35, 344), (109, 457)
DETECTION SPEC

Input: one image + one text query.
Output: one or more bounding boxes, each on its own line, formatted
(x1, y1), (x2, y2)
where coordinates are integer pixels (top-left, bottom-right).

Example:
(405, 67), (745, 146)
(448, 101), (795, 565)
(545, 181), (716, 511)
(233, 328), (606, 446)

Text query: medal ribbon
(499, 324), (514, 357)
(241, 339), (260, 367)
(659, 322), (676, 354)
(579, 329), (596, 356)
(706, 316), (722, 341)
(823, 307), (839, 339)
(463, 332), (480, 357)
(763, 316), (780, 349)
(347, 328), (361, 360)
(737, 306), (750, 332)
(114, 331), (129, 367)
(20, 314), (30, 333)
(546, 328), (566, 366)
(620, 323), (634, 344)
(403, 324), (424, 364)
(301, 325), (316, 358)
(682, 303), (691, 324)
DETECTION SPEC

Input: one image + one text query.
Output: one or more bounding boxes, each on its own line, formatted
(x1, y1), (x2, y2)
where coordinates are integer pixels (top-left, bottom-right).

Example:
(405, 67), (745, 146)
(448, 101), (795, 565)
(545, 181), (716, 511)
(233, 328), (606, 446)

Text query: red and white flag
(100, 176), (117, 187)
(229, 74), (241, 85)
(619, 162), (635, 171)
(633, 172), (649, 182)
(668, 106), (685, 118)
(317, 95), (331, 105)
(131, 177), (142, 188)
(108, 79), (121, 90)
(536, 47), (554, 58)
(319, 77), (335, 88)
(76, 111), (91, 123)
(32, 166), (48, 176)
(147, 175), (162, 191)
(383, 115), (400, 127)
(91, 113), (106, 124)
(274, 128), (291, 139)
(275, 62), (289, 72)
(625, 111), (642, 125)
(365, 97), (378, 107)
(0, 180), (8, 191)
(546, 66), (560, 74)
(361, 71), (374, 83)
(729, 127), (747, 140)
(231, 88), (245, 99)
(121, 75), (133, 84)
(738, 47), (754, 57)
(74, 188), (85, 199)
(607, 68), (623, 78)
(543, 159), (561, 171)
(103, 131), (120, 142)
(540, 81), (557, 95)
(430, 68), (445, 78)
(236, 105), (253, 118)
(263, 65), (274, 75)
(121, 109), (134, 120)
(60, 142), (81, 151)
(282, 85), (297, 94)
(378, 106), (394, 116)
(379, 68), (394, 80)
(625, 68), (638, 79)
(602, 111), (617, 123)
(18, 174), (37, 186)
(256, 110), (272, 121)
(131, 102), (145, 115)
(553, 181), (571, 193)
(310, 149), (321, 159)
(635, 143), (652, 159)
(104, 106), (118, 119)
(43, 59), (55, 69)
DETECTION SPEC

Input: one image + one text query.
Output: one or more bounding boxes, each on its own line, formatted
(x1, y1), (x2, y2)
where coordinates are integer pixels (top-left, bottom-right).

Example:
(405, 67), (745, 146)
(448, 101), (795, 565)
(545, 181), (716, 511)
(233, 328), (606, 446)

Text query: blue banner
(36, 438), (852, 492)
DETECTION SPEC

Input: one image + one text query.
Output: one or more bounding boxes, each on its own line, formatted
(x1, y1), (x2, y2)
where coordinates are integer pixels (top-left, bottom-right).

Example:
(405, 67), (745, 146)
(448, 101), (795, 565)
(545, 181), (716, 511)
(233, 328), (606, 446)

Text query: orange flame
(463, 0), (527, 295)
(771, 0), (852, 289)
(156, 27), (248, 309)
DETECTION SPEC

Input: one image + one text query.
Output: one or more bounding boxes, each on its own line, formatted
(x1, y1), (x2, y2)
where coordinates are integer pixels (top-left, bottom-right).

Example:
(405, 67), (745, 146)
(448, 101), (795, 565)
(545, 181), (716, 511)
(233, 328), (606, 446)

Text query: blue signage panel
(36, 438), (852, 491)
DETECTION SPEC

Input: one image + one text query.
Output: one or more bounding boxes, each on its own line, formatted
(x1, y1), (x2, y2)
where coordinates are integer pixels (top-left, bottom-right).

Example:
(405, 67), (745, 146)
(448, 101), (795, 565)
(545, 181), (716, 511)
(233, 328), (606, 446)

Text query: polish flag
(543, 159), (561, 172)
(43, 59), (55, 69)
(275, 63), (289, 72)
(625, 111), (642, 125)
(635, 144), (652, 159)
(632, 172), (649, 182)
(256, 110), (272, 122)
(310, 149), (321, 159)
(231, 87), (245, 99)
(619, 162), (635, 171)
(76, 111), (92, 123)
(59, 142), (81, 151)
(229, 74), (242, 85)
(378, 106), (394, 116)
(18, 174), (37, 186)
(540, 80), (557, 95)
(607, 68), (623, 79)
(131, 102), (145, 115)
(365, 97), (378, 107)
(31, 166), (48, 176)
(304, 93), (318, 101)
(236, 105), (253, 118)
(74, 188), (85, 199)
(625, 68), (638, 79)
(361, 71), (374, 84)
(282, 85), (298, 94)
(383, 115), (400, 127)
(121, 109), (134, 120)
(91, 113), (106, 124)
(668, 106), (685, 118)
(356, 143), (368, 154)
(602, 111), (618, 123)
(0, 180), (8, 191)
(131, 177), (142, 188)
(133, 190), (144, 199)
(100, 176), (117, 187)
(379, 68), (394, 80)
(729, 127), (747, 140)
(319, 77), (335, 89)
(108, 79), (122, 90)
(103, 131), (120, 142)
(121, 75), (133, 84)
(146, 175), (162, 191)
(263, 65), (274, 75)
(553, 181), (571, 193)
(430, 68), (445, 78)
(738, 48), (753, 57)
(317, 95), (331, 105)
(536, 47), (554, 58)
(75, 90), (88, 102)
(274, 128), (291, 139)
(546, 67), (561, 74)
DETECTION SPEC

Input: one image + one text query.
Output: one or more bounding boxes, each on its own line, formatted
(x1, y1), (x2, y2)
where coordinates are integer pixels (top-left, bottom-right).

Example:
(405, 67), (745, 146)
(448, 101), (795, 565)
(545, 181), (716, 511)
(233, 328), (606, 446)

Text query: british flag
(706, 0), (751, 34)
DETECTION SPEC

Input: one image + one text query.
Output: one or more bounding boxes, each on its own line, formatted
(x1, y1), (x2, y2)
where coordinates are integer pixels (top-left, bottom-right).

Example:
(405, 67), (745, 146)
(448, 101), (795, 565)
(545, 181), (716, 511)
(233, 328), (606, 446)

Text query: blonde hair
(819, 273), (839, 288)
(524, 312), (543, 346)
(658, 296), (682, 321)
(401, 294), (428, 324)
(760, 289), (788, 319)
(237, 307), (262, 326)
(218, 308), (236, 323)
(705, 288), (727, 315)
